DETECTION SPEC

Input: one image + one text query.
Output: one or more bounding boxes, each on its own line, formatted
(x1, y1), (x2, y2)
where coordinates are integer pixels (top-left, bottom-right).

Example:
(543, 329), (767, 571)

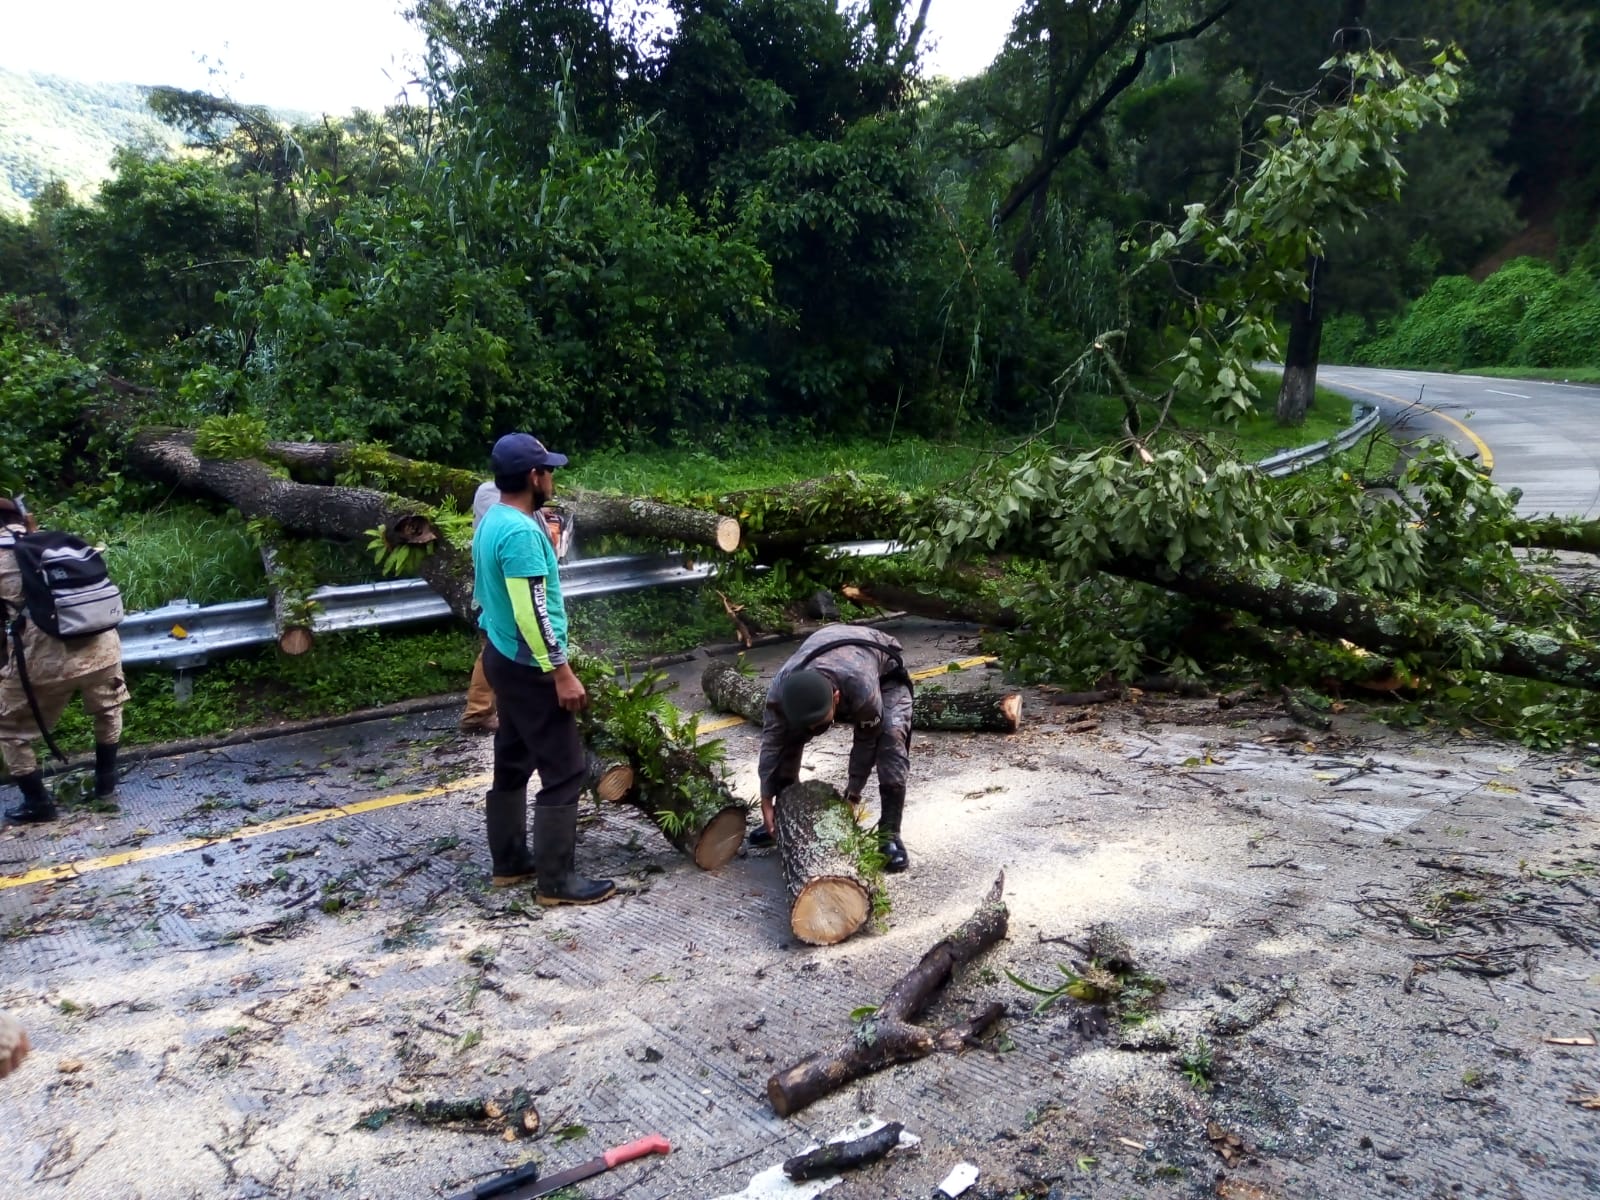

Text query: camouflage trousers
(0, 662), (129, 776)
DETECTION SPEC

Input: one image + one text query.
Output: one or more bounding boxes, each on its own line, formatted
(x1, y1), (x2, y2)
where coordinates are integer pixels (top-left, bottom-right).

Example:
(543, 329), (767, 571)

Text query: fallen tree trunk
(264, 440), (740, 552)
(841, 581), (1022, 630)
(260, 542), (313, 656)
(713, 473), (908, 553)
(603, 729), (748, 871)
(775, 780), (875, 947)
(1510, 518), (1600, 555)
(127, 430), (478, 621)
(767, 872), (1009, 1116)
(1106, 557), (1600, 694)
(701, 661), (1023, 734)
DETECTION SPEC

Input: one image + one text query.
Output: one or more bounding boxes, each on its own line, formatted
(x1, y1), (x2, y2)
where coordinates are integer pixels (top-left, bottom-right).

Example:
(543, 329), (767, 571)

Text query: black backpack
(1, 529), (124, 763)
(3, 530), (125, 640)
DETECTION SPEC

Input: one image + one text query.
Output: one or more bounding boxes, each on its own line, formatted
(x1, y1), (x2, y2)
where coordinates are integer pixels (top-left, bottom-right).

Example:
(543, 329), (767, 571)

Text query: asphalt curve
(1318, 365), (1600, 519)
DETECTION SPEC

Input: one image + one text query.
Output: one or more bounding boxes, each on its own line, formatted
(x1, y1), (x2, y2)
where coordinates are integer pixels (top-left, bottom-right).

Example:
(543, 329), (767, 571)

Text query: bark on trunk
(701, 661), (1023, 734)
(1107, 557), (1600, 693)
(841, 581), (1022, 630)
(767, 872), (1009, 1116)
(127, 430), (479, 621)
(1276, 271), (1323, 428)
(260, 542), (313, 656)
(1511, 518), (1600, 555)
(264, 440), (739, 552)
(713, 474), (909, 553)
(775, 781), (874, 947)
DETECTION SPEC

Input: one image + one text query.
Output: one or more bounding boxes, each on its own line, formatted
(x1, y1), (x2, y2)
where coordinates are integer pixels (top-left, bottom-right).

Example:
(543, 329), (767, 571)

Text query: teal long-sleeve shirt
(472, 503), (568, 670)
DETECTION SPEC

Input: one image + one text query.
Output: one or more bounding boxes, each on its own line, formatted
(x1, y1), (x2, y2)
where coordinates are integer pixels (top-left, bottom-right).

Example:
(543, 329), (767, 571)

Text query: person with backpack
(0, 497), (128, 824)
(753, 624), (915, 873)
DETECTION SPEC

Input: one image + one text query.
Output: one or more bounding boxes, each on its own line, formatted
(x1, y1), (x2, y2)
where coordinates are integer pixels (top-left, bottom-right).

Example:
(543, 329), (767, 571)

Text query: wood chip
(1116, 1137), (1147, 1151)
(1216, 1179), (1274, 1200)
(1544, 1035), (1597, 1047)
(57, 1059), (85, 1073)
(1567, 1093), (1600, 1110)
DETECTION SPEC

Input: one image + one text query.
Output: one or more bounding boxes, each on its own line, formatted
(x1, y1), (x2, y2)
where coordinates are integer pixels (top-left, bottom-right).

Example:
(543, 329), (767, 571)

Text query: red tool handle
(603, 1134), (671, 1168)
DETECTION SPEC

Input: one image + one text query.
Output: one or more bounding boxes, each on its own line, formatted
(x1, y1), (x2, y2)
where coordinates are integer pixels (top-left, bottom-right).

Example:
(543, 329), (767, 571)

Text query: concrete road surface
(2, 617), (1597, 1200)
(1319, 366), (1600, 519)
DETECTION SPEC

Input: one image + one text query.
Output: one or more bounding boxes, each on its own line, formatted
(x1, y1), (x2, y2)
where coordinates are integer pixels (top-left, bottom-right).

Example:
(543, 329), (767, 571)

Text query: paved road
(1318, 365), (1600, 519)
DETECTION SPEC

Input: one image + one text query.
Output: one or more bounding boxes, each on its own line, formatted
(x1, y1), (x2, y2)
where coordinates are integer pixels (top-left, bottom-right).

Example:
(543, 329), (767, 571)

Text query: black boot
(94, 742), (120, 798)
(533, 803), (615, 907)
(875, 784), (909, 874)
(485, 788), (538, 887)
(4, 772), (57, 825)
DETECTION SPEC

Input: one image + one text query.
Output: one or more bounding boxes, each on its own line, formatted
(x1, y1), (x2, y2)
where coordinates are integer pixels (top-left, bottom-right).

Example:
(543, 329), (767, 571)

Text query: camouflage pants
(0, 663), (129, 776)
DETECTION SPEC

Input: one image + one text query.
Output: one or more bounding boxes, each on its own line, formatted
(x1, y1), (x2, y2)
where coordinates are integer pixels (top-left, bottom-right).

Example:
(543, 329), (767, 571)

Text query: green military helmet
(778, 669), (835, 727)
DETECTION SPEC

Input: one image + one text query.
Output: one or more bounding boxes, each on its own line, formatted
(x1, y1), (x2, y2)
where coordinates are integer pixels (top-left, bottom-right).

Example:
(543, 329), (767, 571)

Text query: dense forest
(5, 0), (1600, 755)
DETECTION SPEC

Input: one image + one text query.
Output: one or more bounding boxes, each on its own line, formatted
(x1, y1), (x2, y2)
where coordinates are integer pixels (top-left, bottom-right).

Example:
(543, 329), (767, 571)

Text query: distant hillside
(0, 69), (322, 217)
(0, 69), (187, 214)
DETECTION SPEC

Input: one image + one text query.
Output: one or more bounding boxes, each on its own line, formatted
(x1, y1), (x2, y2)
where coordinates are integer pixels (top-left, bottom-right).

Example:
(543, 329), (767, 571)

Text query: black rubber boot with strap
(533, 802), (615, 906)
(876, 783), (909, 874)
(485, 788), (537, 887)
(4, 771), (56, 824)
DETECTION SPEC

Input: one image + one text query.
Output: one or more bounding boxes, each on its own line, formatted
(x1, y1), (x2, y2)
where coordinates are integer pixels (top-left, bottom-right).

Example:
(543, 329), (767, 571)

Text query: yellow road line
(0, 773), (491, 892)
(0, 655), (999, 891)
(1332, 378), (1494, 472)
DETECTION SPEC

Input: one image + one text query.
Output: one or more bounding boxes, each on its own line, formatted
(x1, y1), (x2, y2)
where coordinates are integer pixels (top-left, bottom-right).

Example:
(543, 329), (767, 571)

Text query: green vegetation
(1327, 254), (1600, 372)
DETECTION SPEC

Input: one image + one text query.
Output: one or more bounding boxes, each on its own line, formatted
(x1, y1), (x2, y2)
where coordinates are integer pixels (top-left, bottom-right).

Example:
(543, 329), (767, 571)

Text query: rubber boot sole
(490, 871), (536, 888)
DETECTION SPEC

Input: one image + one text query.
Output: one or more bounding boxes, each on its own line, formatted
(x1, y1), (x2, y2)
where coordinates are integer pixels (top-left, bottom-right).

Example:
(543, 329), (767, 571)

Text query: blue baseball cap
(491, 433), (568, 474)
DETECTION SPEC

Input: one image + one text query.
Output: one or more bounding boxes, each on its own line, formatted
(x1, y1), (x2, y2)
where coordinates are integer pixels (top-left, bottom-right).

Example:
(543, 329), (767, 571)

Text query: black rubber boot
(94, 742), (120, 798)
(4, 772), (57, 825)
(875, 784), (909, 874)
(485, 788), (538, 887)
(533, 803), (615, 907)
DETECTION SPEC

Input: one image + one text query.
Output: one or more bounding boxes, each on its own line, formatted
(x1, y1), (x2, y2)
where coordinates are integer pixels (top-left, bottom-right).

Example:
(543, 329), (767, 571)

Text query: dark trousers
(482, 643), (586, 806)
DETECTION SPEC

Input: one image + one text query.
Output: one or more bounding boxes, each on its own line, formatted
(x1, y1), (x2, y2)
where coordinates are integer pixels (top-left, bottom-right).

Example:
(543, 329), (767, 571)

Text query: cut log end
(594, 764), (635, 804)
(1000, 692), (1022, 731)
(714, 516), (742, 554)
(278, 627), (314, 656)
(691, 805), (750, 872)
(792, 876), (872, 946)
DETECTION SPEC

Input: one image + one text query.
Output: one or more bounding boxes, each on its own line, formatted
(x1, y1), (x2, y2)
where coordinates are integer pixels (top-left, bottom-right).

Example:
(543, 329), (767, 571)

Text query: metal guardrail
(120, 540), (899, 670)
(117, 408), (1378, 674)
(1254, 403), (1381, 477)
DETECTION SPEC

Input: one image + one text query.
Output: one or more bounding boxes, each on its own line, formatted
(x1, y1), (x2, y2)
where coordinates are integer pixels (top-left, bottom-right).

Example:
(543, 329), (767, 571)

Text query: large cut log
(767, 872), (1009, 1116)
(774, 781), (875, 947)
(264, 441), (740, 553)
(599, 724), (748, 871)
(711, 473), (908, 553)
(1106, 556), (1600, 694)
(701, 661), (1023, 734)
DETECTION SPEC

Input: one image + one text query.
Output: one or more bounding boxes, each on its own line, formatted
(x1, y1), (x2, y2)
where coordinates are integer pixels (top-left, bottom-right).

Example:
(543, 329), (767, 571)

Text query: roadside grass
(1448, 365), (1600, 386)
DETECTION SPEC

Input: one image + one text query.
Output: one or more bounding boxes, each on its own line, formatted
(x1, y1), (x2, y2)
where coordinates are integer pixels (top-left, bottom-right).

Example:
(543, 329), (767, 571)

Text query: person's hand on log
(0, 1011), (30, 1079)
(553, 663), (589, 713)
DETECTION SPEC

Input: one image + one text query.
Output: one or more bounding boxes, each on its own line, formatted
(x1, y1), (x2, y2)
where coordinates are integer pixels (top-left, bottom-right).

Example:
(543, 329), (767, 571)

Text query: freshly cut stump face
(791, 876), (872, 946)
(691, 806), (750, 871)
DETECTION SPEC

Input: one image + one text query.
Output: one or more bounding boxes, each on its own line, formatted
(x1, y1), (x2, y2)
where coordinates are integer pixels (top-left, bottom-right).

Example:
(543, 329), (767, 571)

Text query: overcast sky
(0, 1), (1023, 114)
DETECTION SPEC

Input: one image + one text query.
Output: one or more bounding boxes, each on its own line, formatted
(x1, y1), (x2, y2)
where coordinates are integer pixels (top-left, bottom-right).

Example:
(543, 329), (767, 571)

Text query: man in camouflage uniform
(755, 624), (914, 873)
(0, 498), (128, 824)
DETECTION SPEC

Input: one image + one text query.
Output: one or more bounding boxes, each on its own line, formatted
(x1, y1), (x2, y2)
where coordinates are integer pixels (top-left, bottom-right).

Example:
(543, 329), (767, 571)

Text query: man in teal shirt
(472, 433), (614, 906)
